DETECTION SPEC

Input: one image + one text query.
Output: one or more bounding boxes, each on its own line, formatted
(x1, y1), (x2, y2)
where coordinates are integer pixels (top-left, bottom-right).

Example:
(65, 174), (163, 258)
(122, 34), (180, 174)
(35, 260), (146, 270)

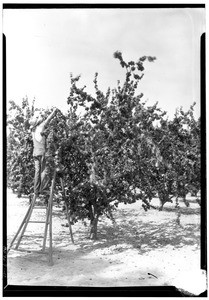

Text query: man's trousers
(33, 155), (54, 196)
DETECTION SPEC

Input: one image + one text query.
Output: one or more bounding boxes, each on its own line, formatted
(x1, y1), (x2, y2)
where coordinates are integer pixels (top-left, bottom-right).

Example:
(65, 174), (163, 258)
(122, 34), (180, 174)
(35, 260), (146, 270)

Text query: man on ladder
(30, 108), (58, 204)
(8, 108), (74, 265)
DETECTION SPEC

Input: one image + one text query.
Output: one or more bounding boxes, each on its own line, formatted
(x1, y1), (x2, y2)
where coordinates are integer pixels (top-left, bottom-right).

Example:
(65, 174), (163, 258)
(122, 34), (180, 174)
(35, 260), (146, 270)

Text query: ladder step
(33, 206), (48, 209)
(28, 221), (48, 224)
(23, 235), (45, 238)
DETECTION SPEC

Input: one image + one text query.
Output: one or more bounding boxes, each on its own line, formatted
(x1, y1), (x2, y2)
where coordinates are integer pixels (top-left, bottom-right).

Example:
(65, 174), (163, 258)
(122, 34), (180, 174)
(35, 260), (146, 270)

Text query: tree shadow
(7, 198), (200, 287)
(162, 206), (200, 215)
(73, 209), (200, 255)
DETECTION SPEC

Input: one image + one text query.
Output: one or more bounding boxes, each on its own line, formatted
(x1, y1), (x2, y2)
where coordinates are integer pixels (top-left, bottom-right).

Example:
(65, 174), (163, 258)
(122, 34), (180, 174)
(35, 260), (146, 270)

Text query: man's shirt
(32, 122), (46, 156)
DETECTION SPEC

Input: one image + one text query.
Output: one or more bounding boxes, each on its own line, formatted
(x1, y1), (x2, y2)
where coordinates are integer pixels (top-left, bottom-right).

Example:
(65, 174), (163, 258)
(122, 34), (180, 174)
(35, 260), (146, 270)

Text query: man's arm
(43, 108), (57, 128)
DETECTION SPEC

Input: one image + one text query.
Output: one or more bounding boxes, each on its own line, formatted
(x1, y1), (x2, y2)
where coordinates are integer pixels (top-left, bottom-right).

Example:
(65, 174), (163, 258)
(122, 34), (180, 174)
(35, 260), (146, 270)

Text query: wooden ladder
(7, 170), (74, 266)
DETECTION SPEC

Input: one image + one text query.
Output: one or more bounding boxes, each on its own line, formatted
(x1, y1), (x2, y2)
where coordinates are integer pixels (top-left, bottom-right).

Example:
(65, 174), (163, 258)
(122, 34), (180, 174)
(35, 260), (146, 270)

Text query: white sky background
(3, 8), (205, 118)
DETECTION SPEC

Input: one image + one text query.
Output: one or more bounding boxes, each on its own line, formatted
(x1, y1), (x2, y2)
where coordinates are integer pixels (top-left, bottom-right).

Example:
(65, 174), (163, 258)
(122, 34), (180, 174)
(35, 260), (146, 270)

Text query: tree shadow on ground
(9, 197), (200, 258)
(74, 207), (200, 255)
(162, 206), (200, 215)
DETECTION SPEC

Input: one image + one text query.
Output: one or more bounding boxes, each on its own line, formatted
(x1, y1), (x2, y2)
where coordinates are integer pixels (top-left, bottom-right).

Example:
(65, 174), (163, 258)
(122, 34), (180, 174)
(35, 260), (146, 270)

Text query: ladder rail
(7, 168), (74, 266)
(48, 171), (56, 266)
(7, 203), (33, 253)
(42, 207), (50, 252)
(14, 195), (37, 250)
(7, 171), (56, 265)
(60, 177), (74, 244)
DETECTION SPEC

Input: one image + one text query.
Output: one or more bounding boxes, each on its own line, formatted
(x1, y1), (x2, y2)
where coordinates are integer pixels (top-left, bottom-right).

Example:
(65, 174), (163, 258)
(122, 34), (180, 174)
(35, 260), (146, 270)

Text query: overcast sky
(3, 8), (205, 118)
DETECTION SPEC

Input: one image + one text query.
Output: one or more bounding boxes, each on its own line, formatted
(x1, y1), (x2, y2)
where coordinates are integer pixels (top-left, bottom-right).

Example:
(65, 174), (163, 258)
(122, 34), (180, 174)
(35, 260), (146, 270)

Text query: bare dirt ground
(6, 189), (205, 295)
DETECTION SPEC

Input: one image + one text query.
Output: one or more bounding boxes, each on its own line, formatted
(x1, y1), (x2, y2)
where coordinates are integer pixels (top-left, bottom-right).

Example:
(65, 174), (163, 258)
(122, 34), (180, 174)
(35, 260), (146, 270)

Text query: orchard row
(7, 52), (200, 239)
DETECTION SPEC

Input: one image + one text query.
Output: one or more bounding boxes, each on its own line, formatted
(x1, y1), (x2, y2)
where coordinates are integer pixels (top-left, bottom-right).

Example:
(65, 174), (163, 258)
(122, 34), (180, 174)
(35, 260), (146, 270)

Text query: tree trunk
(196, 198), (201, 206)
(175, 197), (182, 226)
(89, 203), (99, 240)
(89, 214), (99, 240)
(17, 179), (23, 198)
(88, 157), (99, 239)
(89, 205), (99, 239)
(159, 202), (164, 211)
(183, 197), (190, 207)
(158, 192), (172, 211)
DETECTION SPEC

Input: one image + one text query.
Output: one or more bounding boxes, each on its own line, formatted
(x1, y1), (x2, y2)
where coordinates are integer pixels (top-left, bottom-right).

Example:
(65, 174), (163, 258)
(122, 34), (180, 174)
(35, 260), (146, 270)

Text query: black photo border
(2, 3), (206, 297)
